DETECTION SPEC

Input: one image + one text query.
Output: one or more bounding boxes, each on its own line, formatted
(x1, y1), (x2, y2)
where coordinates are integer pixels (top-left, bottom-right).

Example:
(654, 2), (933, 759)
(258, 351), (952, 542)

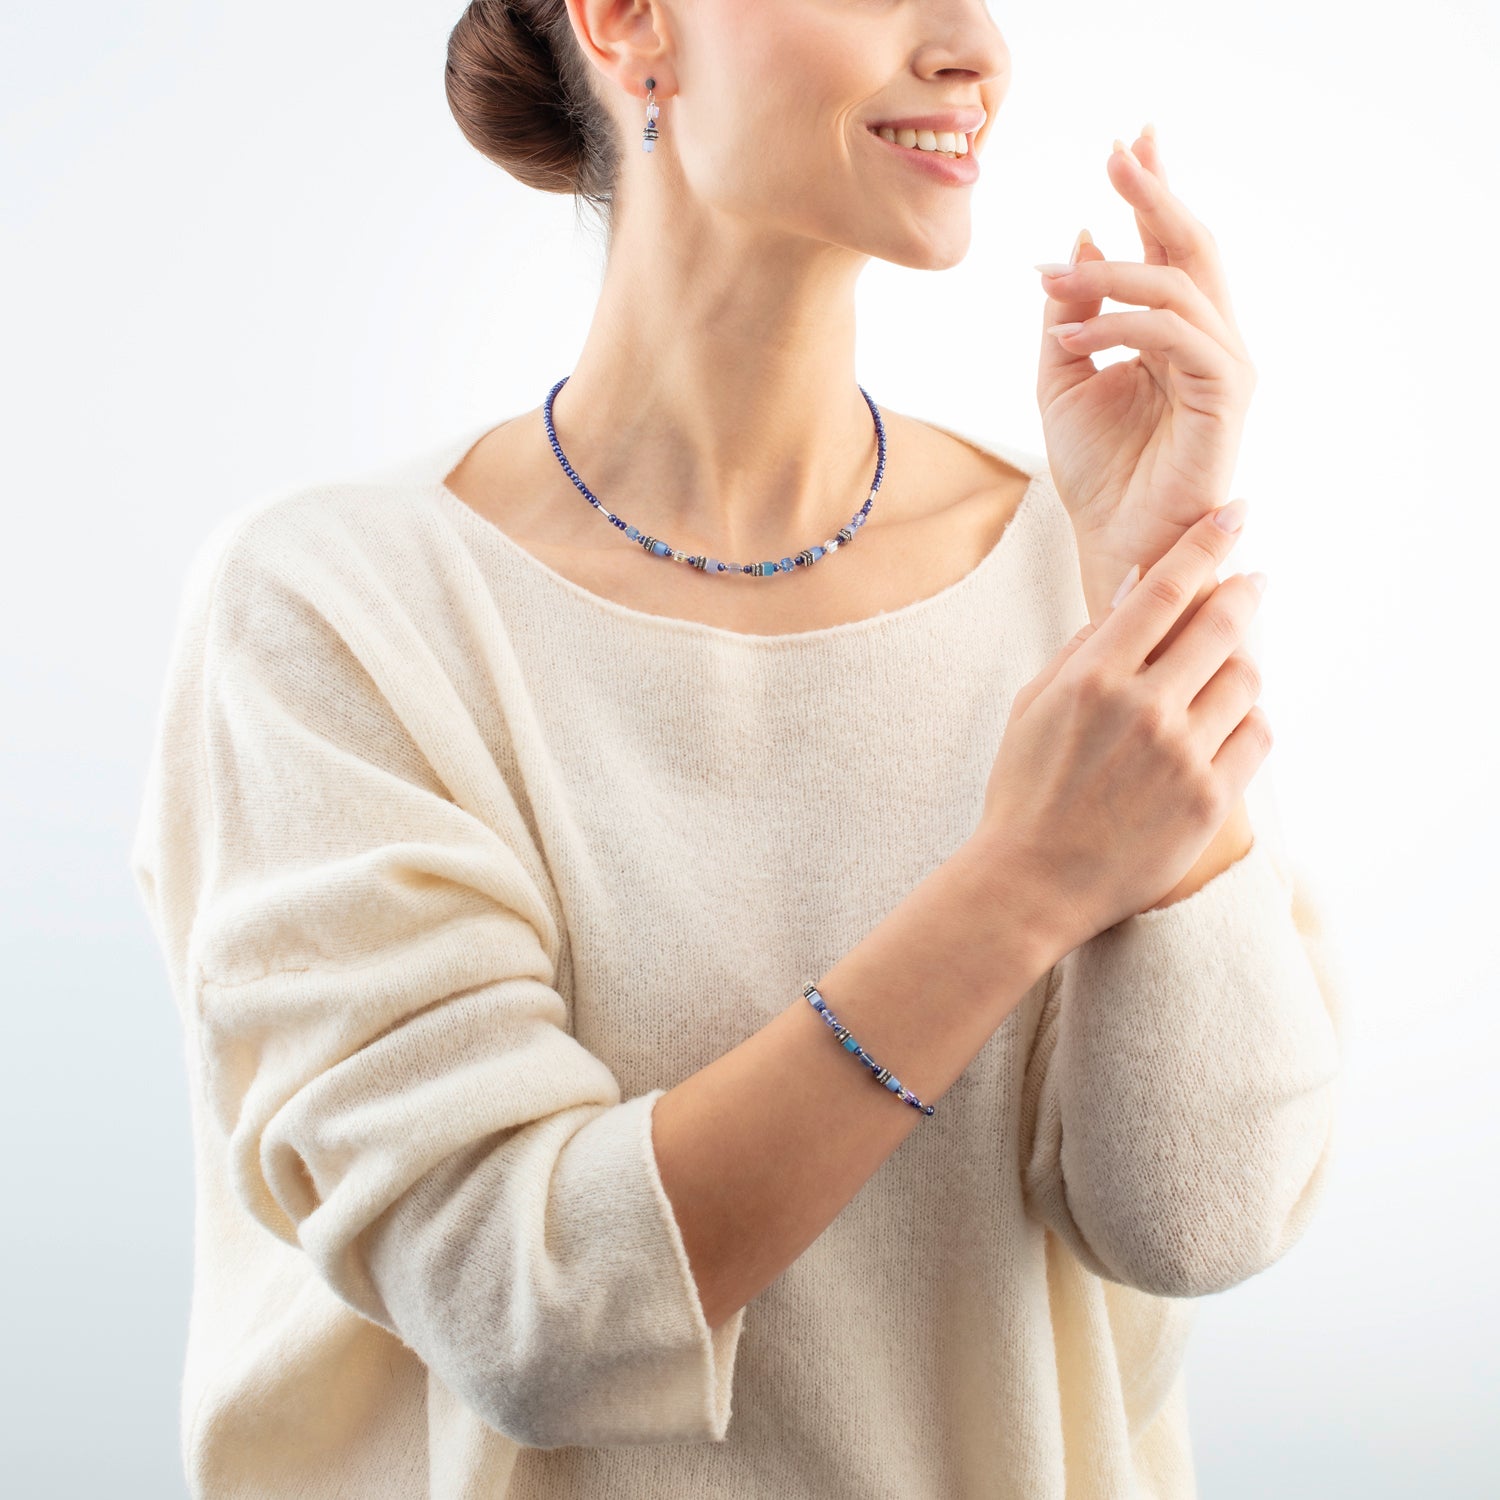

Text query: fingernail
(1141, 121), (1156, 142)
(1034, 262), (1078, 277)
(1049, 322), (1085, 339)
(1070, 227), (1093, 265)
(1213, 499), (1248, 532)
(1113, 137), (1138, 165)
(1247, 571), (1268, 595)
(1110, 563), (1141, 611)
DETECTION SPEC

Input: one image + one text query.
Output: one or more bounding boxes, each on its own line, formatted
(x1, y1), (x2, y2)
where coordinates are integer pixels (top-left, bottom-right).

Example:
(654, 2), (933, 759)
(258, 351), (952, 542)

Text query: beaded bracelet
(801, 981), (936, 1117)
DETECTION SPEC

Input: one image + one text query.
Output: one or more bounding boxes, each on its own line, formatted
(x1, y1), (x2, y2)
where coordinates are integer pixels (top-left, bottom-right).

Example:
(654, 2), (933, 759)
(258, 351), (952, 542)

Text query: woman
(131, 2), (1344, 1495)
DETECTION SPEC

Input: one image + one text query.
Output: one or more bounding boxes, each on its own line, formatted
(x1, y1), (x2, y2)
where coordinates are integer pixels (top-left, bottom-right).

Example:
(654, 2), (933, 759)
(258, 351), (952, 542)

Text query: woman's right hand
(975, 500), (1269, 959)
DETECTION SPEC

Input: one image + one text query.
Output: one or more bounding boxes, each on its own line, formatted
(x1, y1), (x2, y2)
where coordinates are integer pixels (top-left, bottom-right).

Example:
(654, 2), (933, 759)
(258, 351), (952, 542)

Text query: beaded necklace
(541, 374), (888, 578)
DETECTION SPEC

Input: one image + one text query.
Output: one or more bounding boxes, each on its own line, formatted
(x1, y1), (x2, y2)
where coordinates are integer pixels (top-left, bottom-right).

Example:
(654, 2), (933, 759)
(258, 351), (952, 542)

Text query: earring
(642, 78), (660, 153)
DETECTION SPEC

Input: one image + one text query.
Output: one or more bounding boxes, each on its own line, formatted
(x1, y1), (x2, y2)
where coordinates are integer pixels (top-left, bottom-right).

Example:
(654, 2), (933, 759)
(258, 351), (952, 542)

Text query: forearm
(653, 837), (1062, 1331)
(1030, 832), (1341, 1296)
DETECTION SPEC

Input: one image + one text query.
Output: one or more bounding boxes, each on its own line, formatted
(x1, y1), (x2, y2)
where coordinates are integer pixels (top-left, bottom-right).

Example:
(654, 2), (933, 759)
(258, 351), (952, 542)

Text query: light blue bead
(651, 541), (670, 556)
(884, 1077), (902, 1093)
(842, 1036), (859, 1052)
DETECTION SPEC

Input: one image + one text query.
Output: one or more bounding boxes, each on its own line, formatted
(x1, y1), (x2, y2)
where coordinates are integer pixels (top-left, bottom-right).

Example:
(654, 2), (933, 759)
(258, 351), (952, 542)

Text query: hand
(1034, 126), (1258, 623)
(975, 503), (1268, 958)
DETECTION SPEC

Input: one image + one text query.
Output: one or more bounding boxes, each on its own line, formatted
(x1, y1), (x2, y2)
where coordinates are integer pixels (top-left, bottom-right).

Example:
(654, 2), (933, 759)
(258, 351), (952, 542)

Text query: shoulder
(898, 411), (1061, 513)
(898, 411), (1072, 552)
(178, 423), (493, 636)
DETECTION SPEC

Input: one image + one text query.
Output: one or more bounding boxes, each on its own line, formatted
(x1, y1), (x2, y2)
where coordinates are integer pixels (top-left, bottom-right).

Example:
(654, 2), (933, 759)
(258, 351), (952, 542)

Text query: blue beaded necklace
(541, 374), (888, 578)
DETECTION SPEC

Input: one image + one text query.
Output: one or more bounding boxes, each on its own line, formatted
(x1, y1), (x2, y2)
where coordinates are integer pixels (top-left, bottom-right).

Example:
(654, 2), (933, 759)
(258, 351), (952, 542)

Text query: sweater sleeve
(1017, 796), (1346, 1300)
(132, 513), (746, 1450)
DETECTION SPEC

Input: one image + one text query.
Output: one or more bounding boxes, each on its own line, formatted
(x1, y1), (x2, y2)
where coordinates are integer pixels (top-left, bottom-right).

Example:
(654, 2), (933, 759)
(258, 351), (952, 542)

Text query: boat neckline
(424, 412), (1049, 648)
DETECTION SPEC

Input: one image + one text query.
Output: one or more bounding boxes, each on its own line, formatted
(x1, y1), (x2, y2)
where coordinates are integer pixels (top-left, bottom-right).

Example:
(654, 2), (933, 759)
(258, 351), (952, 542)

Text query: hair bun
(445, 0), (617, 210)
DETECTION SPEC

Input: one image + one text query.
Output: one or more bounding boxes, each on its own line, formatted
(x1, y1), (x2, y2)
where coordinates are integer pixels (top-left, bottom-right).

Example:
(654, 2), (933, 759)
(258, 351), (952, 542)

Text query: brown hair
(445, 1), (622, 231)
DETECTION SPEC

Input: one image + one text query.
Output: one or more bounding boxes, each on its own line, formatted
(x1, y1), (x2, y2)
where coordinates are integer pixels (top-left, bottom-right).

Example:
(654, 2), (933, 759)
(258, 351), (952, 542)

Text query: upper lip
(867, 109), (986, 136)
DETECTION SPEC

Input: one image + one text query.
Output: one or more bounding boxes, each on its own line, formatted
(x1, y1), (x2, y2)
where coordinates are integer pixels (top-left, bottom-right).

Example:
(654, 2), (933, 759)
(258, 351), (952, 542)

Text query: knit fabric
(130, 415), (1345, 1498)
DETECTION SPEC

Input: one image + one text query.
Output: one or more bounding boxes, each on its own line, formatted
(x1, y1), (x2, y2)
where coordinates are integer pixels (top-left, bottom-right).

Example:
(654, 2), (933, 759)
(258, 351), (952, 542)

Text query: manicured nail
(1110, 563), (1141, 610)
(1213, 499), (1248, 532)
(1034, 262), (1078, 277)
(1247, 571), (1268, 595)
(1113, 137), (1138, 165)
(1070, 227), (1093, 264)
(1049, 322), (1085, 339)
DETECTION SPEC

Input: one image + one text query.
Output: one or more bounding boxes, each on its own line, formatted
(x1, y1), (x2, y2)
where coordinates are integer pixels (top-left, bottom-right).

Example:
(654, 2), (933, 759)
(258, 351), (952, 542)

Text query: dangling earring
(642, 78), (660, 153)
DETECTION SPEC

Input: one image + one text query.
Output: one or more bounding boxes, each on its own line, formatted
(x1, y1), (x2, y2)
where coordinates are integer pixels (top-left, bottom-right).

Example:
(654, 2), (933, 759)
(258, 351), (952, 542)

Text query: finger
(1047, 308), (1243, 388)
(1038, 232), (1108, 394)
(1147, 572), (1266, 706)
(1106, 138), (1237, 325)
(1089, 500), (1249, 669)
(1186, 645), (1265, 755)
(1136, 124), (1168, 193)
(1210, 702), (1275, 800)
(1035, 259), (1244, 357)
(1128, 126), (1168, 265)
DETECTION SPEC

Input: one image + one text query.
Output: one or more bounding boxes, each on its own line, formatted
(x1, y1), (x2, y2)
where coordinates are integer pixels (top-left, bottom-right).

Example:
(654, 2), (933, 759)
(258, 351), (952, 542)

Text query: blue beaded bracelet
(801, 981), (936, 1117)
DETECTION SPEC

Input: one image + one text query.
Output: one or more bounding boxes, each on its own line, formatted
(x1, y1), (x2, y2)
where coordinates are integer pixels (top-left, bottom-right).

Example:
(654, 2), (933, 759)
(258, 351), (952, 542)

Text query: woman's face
(665, 0), (1011, 269)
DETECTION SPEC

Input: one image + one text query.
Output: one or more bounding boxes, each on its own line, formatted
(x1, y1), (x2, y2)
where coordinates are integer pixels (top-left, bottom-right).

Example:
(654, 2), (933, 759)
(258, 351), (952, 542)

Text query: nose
(912, 0), (1011, 94)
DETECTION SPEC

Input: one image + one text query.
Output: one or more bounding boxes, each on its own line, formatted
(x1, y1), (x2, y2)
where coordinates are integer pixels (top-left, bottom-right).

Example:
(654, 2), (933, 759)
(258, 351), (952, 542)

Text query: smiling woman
(129, 2), (1343, 1498)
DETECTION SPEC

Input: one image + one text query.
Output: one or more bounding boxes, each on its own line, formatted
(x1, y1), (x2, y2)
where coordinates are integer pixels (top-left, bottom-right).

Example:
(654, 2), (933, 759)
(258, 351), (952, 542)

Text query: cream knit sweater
(130, 414), (1345, 1499)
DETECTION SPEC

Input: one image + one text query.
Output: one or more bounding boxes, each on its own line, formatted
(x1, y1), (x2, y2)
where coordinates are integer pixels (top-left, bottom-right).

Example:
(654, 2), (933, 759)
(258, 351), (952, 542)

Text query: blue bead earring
(641, 78), (660, 153)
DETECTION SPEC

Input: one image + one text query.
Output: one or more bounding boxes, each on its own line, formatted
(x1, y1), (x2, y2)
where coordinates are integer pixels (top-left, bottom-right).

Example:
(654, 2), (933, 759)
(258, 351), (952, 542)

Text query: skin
(556, 0), (1014, 549)
(443, 1), (1277, 1333)
(446, 0), (1026, 639)
(448, 0), (1258, 901)
(1036, 131), (1262, 905)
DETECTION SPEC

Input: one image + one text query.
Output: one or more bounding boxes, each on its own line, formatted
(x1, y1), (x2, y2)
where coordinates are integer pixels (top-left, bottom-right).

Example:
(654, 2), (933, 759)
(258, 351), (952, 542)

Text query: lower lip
(866, 129), (980, 184)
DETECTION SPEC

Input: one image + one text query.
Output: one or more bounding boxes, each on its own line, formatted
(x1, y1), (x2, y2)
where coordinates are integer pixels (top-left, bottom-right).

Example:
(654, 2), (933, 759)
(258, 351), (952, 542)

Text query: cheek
(689, 4), (875, 166)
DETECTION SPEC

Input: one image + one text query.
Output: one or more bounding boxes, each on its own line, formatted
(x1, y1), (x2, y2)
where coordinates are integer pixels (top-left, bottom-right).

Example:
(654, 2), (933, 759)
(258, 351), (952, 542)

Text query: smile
(864, 124), (982, 184)
(868, 126), (973, 159)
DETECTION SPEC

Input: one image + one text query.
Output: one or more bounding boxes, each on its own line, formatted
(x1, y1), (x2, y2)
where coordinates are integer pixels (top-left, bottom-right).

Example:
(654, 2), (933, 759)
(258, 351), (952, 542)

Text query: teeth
(876, 126), (970, 157)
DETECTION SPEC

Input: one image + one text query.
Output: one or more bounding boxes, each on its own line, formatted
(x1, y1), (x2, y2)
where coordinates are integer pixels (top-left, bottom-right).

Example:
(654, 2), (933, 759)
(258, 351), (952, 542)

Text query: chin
(880, 224), (974, 272)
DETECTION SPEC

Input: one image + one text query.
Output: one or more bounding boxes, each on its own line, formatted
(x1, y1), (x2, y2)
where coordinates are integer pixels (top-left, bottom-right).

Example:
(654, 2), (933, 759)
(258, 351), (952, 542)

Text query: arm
(1018, 798), (1346, 1299)
(134, 517), (1061, 1450)
(654, 834), (1056, 1333)
(1008, 511), (1345, 1297)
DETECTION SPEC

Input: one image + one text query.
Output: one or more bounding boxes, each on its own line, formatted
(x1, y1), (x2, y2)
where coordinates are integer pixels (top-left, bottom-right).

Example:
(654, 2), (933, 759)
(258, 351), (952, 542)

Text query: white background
(3, 1), (1496, 1493)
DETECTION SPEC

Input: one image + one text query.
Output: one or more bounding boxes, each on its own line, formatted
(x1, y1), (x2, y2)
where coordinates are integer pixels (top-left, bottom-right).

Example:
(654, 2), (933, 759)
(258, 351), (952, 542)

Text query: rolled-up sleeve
(136, 516), (746, 1450)
(1019, 825), (1346, 1300)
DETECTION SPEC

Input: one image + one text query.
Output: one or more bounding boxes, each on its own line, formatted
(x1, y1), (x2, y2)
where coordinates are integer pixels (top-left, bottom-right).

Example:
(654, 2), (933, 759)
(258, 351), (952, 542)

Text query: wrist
(946, 831), (1081, 978)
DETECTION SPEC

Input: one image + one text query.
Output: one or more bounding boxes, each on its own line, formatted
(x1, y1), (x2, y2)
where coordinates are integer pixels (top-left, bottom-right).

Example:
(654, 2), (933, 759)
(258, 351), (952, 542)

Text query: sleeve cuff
(1124, 831), (1290, 936)
(632, 1087), (747, 1443)
(526, 1087), (748, 1446)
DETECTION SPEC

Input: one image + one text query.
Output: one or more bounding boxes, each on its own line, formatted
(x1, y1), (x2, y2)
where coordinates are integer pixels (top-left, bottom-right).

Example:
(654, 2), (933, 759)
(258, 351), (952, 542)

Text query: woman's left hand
(1035, 127), (1258, 624)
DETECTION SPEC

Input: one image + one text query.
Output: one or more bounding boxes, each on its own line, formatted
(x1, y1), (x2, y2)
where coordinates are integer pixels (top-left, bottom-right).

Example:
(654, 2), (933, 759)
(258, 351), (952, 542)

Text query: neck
(547, 226), (880, 562)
